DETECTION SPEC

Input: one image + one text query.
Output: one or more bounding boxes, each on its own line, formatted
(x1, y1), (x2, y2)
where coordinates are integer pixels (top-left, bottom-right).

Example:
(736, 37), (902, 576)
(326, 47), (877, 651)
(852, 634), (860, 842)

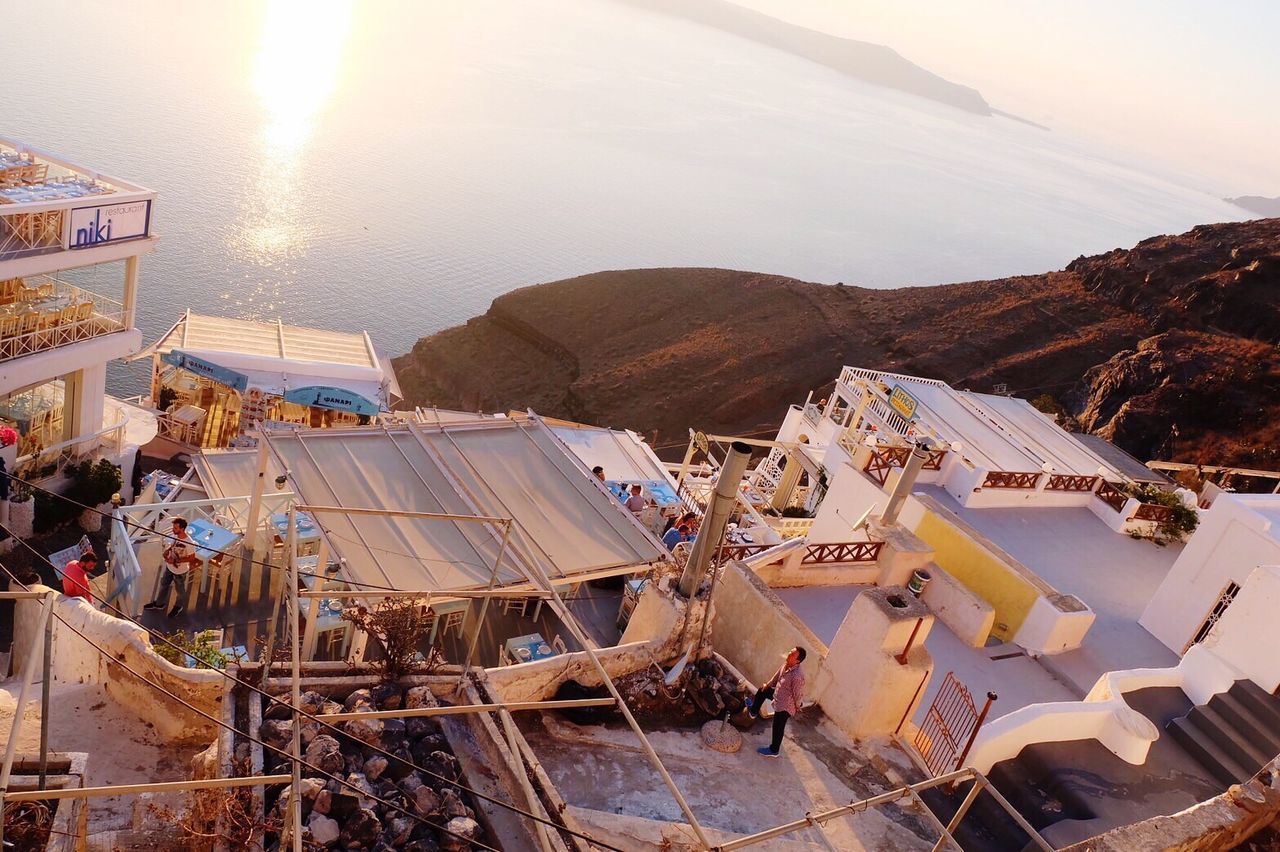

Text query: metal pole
(955, 692), (998, 773)
(37, 607), (52, 790)
(680, 441), (752, 597)
(933, 777), (985, 852)
(457, 522), (512, 689)
(287, 507), (302, 852)
(693, 524), (731, 656)
(895, 617), (925, 665)
(0, 591), (54, 850)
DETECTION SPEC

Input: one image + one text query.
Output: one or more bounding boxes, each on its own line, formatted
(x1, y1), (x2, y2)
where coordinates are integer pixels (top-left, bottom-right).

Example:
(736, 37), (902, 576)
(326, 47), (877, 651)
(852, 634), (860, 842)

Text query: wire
(1, 521), (624, 851)
(0, 563), (501, 852)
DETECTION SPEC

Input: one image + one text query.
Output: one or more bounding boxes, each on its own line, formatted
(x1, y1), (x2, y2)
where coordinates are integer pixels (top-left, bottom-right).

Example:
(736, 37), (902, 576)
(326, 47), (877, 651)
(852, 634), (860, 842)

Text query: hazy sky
(737, 0), (1280, 194)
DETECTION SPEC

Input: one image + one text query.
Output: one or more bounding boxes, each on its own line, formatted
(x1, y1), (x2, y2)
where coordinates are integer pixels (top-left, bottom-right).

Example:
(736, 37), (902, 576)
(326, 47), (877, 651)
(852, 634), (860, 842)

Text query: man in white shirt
(144, 517), (200, 617)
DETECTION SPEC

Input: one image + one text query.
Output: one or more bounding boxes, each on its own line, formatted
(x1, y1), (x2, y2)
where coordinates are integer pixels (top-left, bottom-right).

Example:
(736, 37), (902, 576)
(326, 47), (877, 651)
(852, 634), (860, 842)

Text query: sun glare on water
(232, 0), (355, 294)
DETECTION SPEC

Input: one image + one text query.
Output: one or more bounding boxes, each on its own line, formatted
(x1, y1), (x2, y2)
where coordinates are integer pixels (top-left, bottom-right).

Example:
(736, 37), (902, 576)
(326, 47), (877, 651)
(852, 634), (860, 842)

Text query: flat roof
(247, 419), (668, 593)
(144, 311), (379, 369)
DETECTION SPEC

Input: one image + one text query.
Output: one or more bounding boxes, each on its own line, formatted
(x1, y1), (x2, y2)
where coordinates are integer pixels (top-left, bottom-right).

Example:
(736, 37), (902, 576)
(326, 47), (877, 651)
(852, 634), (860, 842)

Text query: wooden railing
(1095, 480), (1128, 513)
(1045, 474), (1098, 492)
(1133, 503), (1175, 523)
(708, 544), (772, 567)
(982, 471), (1040, 489)
(863, 445), (948, 486)
(802, 541), (884, 564)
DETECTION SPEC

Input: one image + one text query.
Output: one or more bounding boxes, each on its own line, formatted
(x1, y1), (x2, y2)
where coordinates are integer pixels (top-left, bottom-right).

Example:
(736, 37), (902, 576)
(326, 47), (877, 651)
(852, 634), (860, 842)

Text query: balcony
(0, 275), (127, 362)
(0, 136), (156, 268)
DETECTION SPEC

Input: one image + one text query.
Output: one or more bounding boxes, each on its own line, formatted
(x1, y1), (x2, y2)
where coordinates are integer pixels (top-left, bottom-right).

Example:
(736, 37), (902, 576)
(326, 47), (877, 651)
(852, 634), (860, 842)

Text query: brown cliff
(394, 219), (1280, 467)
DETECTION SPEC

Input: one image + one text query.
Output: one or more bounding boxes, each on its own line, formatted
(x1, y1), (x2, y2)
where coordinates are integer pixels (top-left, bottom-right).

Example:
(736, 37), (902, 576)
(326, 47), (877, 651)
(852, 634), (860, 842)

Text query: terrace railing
(863, 444), (948, 486)
(1133, 502), (1176, 523)
(802, 541), (883, 564)
(982, 471), (1041, 489)
(1045, 474), (1099, 492)
(0, 277), (127, 363)
(1095, 480), (1128, 513)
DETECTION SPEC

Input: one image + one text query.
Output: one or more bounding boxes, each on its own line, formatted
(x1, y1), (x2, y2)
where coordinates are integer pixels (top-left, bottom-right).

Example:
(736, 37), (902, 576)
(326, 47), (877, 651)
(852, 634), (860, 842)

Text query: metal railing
(0, 276), (127, 363)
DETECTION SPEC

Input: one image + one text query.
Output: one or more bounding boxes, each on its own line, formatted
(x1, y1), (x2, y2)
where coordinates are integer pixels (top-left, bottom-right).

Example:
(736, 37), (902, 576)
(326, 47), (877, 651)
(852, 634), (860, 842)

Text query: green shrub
(152, 629), (233, 670)
(1127, 483), (1199, 543)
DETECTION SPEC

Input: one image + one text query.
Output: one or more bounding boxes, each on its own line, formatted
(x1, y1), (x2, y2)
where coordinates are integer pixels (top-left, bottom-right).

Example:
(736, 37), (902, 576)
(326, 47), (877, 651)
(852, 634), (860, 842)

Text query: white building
(0, 135), (159, 489)
(1141, 493), (1280, 655)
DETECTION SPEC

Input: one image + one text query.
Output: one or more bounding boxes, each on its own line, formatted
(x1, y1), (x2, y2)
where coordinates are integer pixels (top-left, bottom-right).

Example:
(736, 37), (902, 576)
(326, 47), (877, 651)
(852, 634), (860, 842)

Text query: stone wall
(13, 587), (223, 743)
(710, 561), (828, 688)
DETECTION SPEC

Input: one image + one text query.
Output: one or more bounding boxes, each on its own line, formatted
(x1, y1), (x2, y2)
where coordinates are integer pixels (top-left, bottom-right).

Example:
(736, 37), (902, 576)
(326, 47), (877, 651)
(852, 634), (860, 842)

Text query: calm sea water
(5, 0), (1243, 395)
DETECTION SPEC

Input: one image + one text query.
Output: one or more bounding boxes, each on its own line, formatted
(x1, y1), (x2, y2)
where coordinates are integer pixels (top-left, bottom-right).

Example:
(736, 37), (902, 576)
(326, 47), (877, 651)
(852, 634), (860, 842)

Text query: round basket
(700, 718), (744, 753)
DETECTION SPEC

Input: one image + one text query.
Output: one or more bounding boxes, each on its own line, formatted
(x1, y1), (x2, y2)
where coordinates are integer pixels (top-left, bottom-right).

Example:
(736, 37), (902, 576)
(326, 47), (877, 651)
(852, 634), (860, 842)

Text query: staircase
(1167, 680), (1280, 787)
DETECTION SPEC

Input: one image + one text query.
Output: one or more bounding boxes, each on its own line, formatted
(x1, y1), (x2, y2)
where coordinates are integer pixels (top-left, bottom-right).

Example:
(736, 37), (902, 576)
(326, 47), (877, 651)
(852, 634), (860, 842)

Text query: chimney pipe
(880, 441), (930, 527)
(679, 441), (752, 597)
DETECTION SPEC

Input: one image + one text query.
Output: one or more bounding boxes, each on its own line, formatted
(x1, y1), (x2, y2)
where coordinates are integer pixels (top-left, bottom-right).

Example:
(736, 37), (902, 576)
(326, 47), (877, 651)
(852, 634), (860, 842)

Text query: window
(1187, 581), (1241, 651)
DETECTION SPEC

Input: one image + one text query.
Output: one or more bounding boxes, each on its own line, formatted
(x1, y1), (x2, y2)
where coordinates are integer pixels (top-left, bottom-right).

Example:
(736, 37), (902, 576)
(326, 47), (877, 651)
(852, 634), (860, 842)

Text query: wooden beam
(4, 774), (292, 802)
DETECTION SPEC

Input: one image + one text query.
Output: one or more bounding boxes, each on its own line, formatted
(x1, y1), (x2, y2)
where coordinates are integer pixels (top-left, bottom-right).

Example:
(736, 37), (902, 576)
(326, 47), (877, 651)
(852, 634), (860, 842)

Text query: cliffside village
(5, 140), (1280, 852)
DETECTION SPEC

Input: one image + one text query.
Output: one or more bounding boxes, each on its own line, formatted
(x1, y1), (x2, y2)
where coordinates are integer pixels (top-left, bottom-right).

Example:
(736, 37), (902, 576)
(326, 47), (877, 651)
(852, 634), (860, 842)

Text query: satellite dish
(850, 503), (877, 534)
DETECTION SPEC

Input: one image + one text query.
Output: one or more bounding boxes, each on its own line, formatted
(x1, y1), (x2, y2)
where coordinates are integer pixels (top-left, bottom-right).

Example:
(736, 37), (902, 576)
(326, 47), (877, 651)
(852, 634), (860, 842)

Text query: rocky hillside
(394, 219), (1280, 468)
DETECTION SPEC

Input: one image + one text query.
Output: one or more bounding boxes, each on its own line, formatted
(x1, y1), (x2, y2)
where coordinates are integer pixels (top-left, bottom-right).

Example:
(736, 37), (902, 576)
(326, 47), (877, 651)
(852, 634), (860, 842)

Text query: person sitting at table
(624, 483), (647, 514)
(662, 523), (691, 551)
(144, 517), (200, 618)
(61, 550), (100, 604)
(592, 465), (606, 482)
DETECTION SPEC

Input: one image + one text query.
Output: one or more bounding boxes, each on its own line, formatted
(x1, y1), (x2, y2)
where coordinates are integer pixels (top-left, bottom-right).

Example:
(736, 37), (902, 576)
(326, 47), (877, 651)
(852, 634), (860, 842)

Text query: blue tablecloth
(272, 511), (321, 542)
(505, 632), (557, 664)
(185, 518), (243, 561)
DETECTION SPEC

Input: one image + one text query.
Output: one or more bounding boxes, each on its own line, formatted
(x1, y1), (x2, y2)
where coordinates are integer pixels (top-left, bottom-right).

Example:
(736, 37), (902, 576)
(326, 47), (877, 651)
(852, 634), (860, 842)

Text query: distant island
(1226, 196), (1280, 217)
(614, 0), (992, 116)
(394, 219), (1280, 471)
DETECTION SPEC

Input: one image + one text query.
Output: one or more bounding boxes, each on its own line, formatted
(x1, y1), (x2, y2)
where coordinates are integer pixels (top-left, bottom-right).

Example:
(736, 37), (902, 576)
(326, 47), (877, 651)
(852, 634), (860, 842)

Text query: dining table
(0, 295), (72, 317)
(504, 632), (559, 664)
(0, 180), (110, 204)
(184, 518), (243, 593)
(272, 511), (321, 544)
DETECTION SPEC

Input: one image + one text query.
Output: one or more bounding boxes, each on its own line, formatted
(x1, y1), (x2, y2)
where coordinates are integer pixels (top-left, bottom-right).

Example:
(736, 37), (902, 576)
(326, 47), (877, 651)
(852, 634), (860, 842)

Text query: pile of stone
(259, 684), (485, 851)
(556, 655), (750, 728)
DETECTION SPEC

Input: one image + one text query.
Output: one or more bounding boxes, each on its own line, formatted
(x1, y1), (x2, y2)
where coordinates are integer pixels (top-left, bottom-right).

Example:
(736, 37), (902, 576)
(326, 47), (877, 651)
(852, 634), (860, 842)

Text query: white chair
(441, 610), (465, 638)
(551, 635), (567, 655)
(501, 597), (529, 617)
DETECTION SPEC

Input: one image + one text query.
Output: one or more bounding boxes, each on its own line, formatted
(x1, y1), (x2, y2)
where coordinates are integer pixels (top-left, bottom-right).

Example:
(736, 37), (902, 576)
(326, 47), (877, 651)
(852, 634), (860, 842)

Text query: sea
(4, 0), (1245, 396)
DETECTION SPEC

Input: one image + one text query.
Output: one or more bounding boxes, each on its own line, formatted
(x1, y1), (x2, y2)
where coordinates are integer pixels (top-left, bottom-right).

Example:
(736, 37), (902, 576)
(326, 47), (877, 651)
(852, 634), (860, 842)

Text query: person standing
(61, 550), (99, 604)
(749, 647), (806, 757)
(144, 517), (199, 617)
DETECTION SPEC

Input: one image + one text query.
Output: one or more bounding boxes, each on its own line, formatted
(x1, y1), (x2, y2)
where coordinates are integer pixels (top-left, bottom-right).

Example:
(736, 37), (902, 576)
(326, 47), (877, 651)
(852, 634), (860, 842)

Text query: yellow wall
(914, 510), (1040, 642)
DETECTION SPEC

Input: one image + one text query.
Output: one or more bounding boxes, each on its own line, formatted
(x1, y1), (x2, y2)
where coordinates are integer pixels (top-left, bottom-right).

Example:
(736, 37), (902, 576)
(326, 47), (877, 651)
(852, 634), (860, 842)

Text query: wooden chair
(35, 282), (54, 298)
(441, 609), (465, 638)
(0, 313), (19, 339)
(500, 597), (529, 617)
(17, 287), (36, 302)
(55, 305), (77, 345)
(19, 311), (40, 337)
(498, 644), (512, 666)
(74, 300), (94, 339)
(551, 635), (568, 655)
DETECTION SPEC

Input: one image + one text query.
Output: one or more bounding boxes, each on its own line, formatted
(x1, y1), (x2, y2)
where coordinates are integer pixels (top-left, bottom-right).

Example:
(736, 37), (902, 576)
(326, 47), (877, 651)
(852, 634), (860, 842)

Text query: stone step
(1167, 715), (1251, 787)
(1231, 680), (1280, 730)
(1209, 691), (1280, 758)
(1187, 705), (1271, 774)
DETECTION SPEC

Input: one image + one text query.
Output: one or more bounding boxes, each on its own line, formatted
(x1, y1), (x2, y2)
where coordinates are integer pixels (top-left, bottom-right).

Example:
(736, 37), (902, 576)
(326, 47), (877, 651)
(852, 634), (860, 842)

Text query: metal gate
(914, 672), (997, 776)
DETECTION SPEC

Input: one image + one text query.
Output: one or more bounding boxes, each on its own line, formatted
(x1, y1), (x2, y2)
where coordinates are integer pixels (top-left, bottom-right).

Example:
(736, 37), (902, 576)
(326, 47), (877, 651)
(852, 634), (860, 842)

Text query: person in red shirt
(61, 551), (99, 604)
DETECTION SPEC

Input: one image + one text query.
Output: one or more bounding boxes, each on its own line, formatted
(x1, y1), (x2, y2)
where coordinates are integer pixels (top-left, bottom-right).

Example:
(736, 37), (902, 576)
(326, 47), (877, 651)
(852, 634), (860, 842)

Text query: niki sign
(69, 200), (152, 249)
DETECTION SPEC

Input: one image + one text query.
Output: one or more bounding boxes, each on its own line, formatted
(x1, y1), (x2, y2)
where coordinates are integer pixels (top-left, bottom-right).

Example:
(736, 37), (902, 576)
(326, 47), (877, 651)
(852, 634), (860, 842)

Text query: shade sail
(246, 418), (668, 593)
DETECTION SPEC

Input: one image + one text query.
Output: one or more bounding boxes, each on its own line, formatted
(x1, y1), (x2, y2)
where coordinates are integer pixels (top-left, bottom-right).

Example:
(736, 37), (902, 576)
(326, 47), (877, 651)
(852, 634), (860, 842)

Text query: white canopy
(546, 419), (673, 487)
(130, 311), (400, 411)
(199, 417), (669, 594)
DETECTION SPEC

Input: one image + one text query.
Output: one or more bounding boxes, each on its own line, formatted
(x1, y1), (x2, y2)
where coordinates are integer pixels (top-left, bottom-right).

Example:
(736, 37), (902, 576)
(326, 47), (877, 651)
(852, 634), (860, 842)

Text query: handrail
(14, 404), (131, 470)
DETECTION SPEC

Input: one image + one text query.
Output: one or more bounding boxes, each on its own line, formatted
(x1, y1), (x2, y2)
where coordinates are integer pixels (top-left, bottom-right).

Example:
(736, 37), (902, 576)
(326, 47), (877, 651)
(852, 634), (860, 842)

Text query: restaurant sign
(284, 386), (379, 416)
(68, 199), (152, 249)
(888, 384), (919, 421)
(161, 350), (248, 392)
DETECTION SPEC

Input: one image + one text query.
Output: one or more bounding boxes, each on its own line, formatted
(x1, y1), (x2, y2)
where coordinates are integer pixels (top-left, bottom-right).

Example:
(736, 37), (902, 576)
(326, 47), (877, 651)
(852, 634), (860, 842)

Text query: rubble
(260, 684), (486, 850)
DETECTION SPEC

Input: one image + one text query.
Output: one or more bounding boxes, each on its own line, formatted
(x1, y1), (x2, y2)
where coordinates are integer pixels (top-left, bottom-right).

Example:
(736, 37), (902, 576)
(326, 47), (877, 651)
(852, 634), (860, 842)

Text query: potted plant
(68, 459), (122, 533)
(8, 482), (34, 540)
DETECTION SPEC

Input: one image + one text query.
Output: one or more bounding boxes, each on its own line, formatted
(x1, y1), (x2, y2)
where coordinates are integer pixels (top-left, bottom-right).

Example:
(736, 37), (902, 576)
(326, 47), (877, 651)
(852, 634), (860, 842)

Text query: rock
(413, 785), (442, 817)
(346, 772), (377, 809)
(422, 751), (461, 785)
(344, 688), (374, 711)
(308, 813), (340, 847)
(371, 683), (403, 710)
(404, 838), (442, 852)
(406, 717), (440, 739)
(327, 790), (362, 820)
(298, 777), (326, 800)
(339, 807), (383, 849)
(400, 771), (426, 794)
(441, 788), (468, 819)
(322, 700), (344, 716)
(364, 754), (389, 781)
(384, 745), (417, 780)
(304, 734), (345, 776)
(259, 718), (292, 749)
(300, 719), (321, 746)
(342, 713), (385, 748)
(405, 686), (436, 710)
(440, 816), (482, 851)
(384, 816), (416, 846)
(313, 789), (332, 814)
(410, 735), (449, 765)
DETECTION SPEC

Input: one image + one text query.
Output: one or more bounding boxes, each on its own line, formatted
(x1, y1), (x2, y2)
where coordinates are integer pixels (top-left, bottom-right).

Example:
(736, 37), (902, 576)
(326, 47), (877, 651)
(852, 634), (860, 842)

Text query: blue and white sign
(161, 350), (249, 392)
(284, 386), (379, 416)
(69, 199), (152, 249)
